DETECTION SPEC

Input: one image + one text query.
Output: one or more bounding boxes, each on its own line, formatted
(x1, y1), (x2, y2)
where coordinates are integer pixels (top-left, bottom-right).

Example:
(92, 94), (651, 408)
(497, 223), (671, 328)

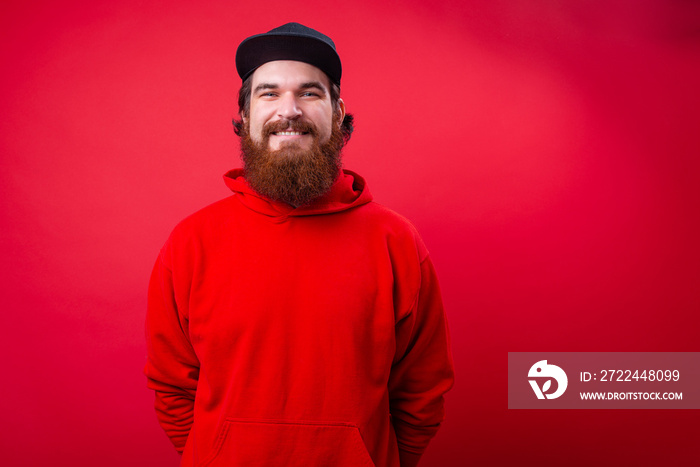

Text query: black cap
(235, 22), (342, 86)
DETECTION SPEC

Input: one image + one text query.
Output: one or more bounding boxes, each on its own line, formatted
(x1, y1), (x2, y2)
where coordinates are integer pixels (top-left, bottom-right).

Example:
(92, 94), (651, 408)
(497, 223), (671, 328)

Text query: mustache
(262, 119), (319, 138)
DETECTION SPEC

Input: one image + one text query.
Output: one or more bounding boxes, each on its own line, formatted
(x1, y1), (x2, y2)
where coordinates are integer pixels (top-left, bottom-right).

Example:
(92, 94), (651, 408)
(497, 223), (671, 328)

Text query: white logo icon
(528, 360), (568, 399)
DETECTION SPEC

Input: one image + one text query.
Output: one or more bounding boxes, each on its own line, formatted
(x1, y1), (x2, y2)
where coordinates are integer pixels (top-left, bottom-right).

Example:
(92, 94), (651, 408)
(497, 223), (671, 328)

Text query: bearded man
(145, 23), (454, 467)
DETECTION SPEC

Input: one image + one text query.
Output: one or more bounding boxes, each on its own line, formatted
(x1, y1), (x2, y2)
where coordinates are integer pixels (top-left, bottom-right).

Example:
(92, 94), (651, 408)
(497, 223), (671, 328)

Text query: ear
(335, 98), (346, 127)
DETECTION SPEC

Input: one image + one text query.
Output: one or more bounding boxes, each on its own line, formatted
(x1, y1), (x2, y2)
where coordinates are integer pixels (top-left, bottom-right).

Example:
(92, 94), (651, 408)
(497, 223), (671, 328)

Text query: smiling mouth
(273, 131), (308, 136)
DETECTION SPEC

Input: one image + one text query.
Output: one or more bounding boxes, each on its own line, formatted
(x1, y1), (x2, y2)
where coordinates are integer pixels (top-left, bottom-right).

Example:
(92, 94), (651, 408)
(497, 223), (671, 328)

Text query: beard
(239, 116), (345, 207)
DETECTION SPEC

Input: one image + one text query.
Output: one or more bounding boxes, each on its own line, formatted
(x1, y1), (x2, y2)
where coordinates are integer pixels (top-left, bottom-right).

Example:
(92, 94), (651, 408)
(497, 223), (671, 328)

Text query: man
(145, 22), (454, 467)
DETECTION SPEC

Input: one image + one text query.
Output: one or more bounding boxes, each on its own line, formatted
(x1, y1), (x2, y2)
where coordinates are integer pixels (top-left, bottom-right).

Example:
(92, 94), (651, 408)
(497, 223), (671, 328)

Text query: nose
(277, 92), (302, 120)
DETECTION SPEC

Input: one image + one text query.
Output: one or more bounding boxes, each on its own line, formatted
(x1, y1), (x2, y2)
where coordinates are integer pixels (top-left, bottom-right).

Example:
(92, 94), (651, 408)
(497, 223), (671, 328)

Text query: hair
(232, 75), (354, 144)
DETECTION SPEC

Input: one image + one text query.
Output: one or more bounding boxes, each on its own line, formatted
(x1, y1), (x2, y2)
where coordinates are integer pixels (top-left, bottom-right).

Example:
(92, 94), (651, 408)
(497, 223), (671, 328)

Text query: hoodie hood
(223, 168), (373, 219)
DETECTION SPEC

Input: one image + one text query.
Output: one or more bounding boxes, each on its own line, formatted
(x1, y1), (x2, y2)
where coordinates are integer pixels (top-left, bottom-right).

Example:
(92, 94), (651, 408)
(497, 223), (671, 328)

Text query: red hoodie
(145, 169), (454, 467)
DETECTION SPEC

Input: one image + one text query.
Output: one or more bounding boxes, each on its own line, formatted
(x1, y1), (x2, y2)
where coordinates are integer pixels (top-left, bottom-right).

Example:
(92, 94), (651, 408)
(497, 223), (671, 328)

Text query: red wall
(2, 1), (699, 465)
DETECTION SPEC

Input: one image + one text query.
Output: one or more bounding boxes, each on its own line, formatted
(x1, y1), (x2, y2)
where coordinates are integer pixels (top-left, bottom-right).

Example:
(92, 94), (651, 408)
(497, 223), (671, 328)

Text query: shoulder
(358, 201), (429, 262)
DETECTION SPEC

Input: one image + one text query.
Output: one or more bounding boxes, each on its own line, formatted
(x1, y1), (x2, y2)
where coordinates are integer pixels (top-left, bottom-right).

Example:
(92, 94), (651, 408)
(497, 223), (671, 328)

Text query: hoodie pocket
(201, 418), (376, 467)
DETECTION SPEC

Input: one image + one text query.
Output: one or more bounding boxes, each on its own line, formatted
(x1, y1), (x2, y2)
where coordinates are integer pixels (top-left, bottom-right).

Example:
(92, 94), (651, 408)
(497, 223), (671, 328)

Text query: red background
(2, 1), (699, 465)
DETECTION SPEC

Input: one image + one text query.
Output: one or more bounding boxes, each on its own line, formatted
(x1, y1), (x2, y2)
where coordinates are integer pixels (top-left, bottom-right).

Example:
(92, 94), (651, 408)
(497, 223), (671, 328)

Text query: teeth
(276, 131), (304, 136)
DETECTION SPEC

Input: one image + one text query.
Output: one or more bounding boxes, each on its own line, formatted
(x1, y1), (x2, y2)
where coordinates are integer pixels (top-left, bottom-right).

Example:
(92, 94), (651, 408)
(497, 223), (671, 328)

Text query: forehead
(250, 60), (331, 91)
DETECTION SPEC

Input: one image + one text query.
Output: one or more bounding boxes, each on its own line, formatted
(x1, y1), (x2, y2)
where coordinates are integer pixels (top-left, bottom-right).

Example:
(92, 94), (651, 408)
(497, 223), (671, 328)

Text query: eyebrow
(299, 81), (328, 94)
(253, 81), (328, 95)
(253, 83), (279, 94)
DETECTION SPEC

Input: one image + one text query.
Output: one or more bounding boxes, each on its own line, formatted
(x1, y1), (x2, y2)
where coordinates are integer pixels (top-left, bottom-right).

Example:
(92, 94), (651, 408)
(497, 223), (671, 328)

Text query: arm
(144, 252), (200, 453)
(389, 255), (455, 467)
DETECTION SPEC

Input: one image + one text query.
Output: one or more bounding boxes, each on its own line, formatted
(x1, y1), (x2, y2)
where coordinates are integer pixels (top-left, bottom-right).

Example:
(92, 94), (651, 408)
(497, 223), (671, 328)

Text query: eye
(301, 91), (320, 97)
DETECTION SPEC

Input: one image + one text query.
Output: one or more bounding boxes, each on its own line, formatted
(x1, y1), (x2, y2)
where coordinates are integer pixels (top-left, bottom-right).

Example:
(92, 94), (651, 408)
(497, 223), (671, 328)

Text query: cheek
(248, 119), (265, 142)
(248, 106), (271, 141)
(316, 111), (334, 141)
